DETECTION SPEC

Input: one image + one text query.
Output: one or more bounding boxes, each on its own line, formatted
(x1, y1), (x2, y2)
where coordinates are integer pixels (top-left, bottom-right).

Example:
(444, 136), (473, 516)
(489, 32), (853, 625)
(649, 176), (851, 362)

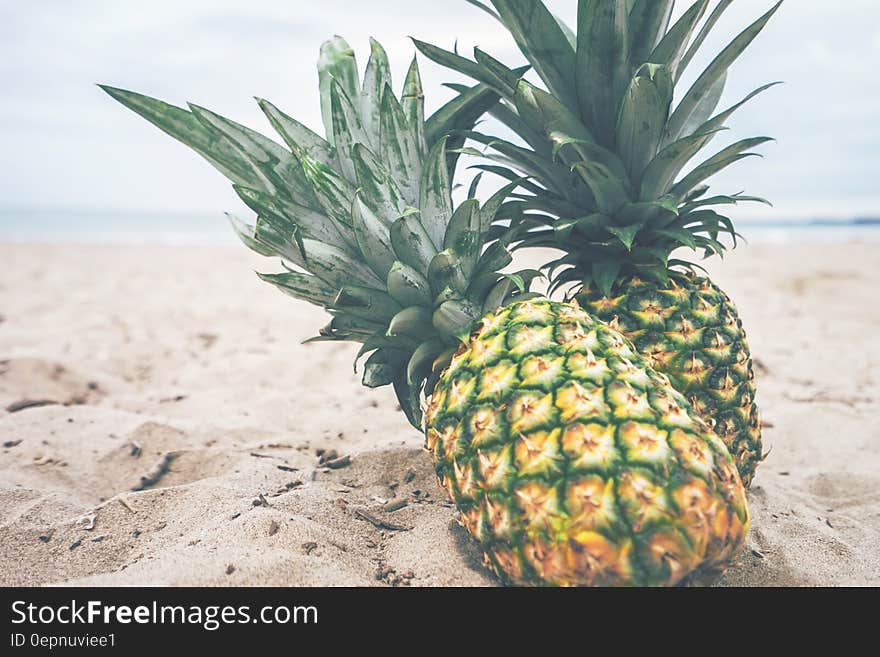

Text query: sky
(1, 0), (879, 221)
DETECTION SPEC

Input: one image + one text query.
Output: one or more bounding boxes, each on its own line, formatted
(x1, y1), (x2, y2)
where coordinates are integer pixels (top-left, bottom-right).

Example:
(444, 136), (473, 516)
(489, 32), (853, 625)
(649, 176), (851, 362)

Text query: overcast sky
(2, 0), (878, 220)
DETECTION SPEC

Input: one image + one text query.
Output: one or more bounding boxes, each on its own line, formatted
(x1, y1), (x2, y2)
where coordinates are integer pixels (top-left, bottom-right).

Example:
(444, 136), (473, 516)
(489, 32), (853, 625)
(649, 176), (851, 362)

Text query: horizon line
(0, 206), (879, 228)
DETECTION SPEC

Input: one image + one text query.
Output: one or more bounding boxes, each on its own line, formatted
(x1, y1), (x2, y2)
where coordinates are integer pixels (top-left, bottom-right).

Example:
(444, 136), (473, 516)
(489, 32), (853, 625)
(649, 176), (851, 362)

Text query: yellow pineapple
(426, 299), (748, 585)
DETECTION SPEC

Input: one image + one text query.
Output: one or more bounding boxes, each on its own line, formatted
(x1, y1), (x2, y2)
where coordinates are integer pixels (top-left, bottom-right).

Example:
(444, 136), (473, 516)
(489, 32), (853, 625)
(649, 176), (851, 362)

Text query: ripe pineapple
(429, 299), (748, 585)
(415, 0), (781, 486)
(102, 36), (748, 585)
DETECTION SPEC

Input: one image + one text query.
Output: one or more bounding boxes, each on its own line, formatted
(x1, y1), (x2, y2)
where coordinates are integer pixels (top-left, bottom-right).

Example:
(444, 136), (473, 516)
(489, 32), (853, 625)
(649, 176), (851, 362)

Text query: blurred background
(1, 0), (878, 243)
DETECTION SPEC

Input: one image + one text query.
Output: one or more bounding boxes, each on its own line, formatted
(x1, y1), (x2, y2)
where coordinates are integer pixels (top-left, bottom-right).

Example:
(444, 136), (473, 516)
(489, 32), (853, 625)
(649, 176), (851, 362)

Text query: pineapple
(102, 36), (748, 585)
(429, 299), (748, 585)
(415, 0), (781, 486)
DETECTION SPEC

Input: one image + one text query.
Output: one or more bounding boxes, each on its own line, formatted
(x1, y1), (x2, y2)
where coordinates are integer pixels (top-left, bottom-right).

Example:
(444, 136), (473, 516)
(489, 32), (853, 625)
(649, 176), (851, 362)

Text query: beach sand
(0, 242), (877, 586)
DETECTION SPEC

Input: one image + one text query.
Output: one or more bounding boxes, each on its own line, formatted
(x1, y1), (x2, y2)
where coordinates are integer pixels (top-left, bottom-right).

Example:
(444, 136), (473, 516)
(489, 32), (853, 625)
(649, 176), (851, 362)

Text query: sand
(0, 241), (877, 586)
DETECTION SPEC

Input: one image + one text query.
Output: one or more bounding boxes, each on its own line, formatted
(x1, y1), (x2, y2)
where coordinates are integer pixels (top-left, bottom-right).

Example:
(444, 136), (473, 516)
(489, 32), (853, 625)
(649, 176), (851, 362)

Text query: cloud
(0, 0), (878, 220)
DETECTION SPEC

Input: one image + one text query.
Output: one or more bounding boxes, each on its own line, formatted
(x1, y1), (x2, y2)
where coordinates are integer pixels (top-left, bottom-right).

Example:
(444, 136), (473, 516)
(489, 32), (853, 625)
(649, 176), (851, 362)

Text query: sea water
(0, 208), (878, 245)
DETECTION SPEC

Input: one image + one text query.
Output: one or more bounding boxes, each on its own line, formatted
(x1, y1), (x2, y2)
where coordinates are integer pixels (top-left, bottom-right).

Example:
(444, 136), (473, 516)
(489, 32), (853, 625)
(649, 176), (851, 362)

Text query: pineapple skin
(424, 299), (749, 587)
(576, 274), (762, 488)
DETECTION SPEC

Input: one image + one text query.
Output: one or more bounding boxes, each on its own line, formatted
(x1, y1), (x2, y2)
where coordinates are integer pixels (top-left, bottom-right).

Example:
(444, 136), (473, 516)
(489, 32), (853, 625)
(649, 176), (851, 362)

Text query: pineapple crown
(101, 37), (540, 427)
(415, 0), (782, 295)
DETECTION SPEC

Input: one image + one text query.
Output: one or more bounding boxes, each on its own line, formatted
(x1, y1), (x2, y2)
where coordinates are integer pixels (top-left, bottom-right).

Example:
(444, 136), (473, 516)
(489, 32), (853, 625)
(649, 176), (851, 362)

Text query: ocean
(1, 208), (878, 245)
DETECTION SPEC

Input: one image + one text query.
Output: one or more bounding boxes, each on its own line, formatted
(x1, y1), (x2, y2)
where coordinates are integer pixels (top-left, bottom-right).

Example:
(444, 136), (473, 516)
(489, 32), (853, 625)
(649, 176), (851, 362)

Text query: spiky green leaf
(390, 214), (438, 273)
(419, 138), (453, 250)
(332, 286), (401, 322)
(615, 63), (673, 183)
(591, 259), (622, 297)
(428, 82), (506, 173)
(411, 39), (519, 96)
(576, 0), (630, 145)
(392, 373), (422, 428)
(402, 58), (427, 159)
(606, 223), (643, 251)
(653, 226), (698, 250)
(475, 242), (514, 278)
(227, 213), (275, 257)
(387, 306), (434, 339)
(301, 239), (384, 290)
(99, 86), (264, 189)
(491, 0), (578, 109)
(351, 143), (408, 223)
(387, 261), (432, 307)
(648, 0), (710, 79)
(444, 199), (482, 276)
(433, 299), (479, 339)
(188, 103), (293, 196)
(678, 0), (735, 81)
(380, 84), (422, 206)
(465, 130), (577, 198)
(482, 278), (513, 314)
(670, 137), (774, 199)
(516, 79), (594, 146)
(425, 82), (503, 146)
(628, 0), (675, 67)
(427, 250), (468, 297)
(257, 271), (337, 306)
(233, 184), (353, 254)
(362, 349), (397, 388)
(480, 180), (528, 233)
(639, 128), (726, 201)
(672, 71), (727, 143)
(351, 195), (397, 279)
(318, 36), (360, 145)
(300, 155), (360, 240)
(699, 82), (783, 135)
(330, 78), (370, 182)
(361, 38), (392, 145)
(667, 2), (783, 144)
(257, 98), (335, 167)
(407, 339), (446, 385)
(571, 161), (631, 213)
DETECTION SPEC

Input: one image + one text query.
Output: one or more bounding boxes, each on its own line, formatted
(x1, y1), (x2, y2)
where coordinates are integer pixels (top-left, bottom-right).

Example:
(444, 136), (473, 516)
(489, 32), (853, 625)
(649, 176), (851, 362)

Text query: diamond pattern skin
(424, 299), (749, 587)
(577, 273), (762, 487)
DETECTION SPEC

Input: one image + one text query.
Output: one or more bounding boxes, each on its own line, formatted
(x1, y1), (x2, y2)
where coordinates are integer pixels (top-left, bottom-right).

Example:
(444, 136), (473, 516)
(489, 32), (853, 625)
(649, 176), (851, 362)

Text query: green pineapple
(415, 0), (781, 486)
(102, 36), (748, 585)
